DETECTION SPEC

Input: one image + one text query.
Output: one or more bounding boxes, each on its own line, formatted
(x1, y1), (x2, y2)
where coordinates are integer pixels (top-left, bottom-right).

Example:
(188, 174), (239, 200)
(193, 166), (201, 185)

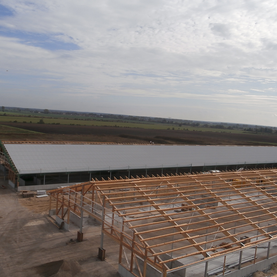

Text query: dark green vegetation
(0, 108), (277, 145)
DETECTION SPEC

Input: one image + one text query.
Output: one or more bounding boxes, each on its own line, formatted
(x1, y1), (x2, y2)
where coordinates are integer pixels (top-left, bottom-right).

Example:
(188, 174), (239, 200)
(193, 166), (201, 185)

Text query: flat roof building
(1, 141), (277, 190)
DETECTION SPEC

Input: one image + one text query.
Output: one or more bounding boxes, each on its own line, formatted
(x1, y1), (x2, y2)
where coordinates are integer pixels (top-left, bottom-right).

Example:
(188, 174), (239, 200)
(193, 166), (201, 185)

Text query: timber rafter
(49, 169), (277, 275)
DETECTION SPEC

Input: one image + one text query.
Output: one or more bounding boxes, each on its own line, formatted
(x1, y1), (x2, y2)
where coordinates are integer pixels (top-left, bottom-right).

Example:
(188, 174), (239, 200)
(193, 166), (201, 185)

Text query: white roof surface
(4, 144), (277, 174)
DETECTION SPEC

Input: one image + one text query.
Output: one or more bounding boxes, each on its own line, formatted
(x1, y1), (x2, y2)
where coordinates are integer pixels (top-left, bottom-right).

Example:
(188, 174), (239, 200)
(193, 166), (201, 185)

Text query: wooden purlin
(138, 181), (241, 260)
(172, 181), (241, 245)
(195, 178), (270, 239)
(106, 189), (169, 272)
(137, 203), (277, 243)
(48, 169), (277, 272)
(233, 172), (277, 228)
(218, 176), (277, 237)
(132, 182), (209, 258)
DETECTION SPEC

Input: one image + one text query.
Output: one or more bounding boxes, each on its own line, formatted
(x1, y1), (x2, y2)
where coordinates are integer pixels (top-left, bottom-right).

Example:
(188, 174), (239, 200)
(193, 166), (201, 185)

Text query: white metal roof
(3, 144), (277, 175)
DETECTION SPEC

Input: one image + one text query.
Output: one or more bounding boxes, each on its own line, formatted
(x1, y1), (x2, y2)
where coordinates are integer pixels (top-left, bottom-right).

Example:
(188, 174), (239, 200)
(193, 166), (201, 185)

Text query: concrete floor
(0, 174), (121, 277)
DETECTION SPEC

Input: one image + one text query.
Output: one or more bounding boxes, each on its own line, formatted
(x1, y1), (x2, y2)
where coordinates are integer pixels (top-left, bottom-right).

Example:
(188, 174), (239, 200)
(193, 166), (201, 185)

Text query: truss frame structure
(49, 169), (277, 277)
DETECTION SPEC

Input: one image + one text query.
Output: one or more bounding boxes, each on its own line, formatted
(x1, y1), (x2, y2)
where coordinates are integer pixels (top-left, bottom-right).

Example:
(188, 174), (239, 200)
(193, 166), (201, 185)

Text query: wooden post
(111, 206), (115, 235)
(78, 185), (84, 241)
(55, 193), (59, 215)
(49, 194), (52, 214)
(67, 197), (70, 224)
(98, 196), (106, 260)
(143, 260), (147, 277)
(130, 230), (135, 272)
(119, 219), (125, 264)
(254, 246), (257, 264)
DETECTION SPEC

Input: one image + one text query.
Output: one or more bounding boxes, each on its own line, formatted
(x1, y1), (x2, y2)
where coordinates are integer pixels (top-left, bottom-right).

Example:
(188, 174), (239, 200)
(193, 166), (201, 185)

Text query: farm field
(1, 122), (277, 146)
(0, 111), (253, 134)
(1, 109), (277, 145)
(0, 124), (42, 135)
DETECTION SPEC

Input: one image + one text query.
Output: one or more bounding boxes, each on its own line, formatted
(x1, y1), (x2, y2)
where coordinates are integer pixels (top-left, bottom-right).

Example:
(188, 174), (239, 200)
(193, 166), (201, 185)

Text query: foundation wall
(70, 211), (81, 227)
(225, 255), (277, 277)
(160, 254), (186, 277)
(118, 265), (137, 277)
(8, 180), (15, 188)
(55, 215), (69, 231)
(135, 256), (162, 277)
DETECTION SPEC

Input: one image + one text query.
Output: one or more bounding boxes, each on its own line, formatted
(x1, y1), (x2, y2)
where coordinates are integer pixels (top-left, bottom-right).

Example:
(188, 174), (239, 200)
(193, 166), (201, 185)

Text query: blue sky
(1, 1), (277, 126)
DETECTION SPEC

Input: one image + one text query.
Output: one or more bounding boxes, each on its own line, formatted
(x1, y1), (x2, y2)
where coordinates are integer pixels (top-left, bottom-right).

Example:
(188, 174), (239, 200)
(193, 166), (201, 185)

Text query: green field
(0, 112), (251, 134)
(0, 124), (42, 134)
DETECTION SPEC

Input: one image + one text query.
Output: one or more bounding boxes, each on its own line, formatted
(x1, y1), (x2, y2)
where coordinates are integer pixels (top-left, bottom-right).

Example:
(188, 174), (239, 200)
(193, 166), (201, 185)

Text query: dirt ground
(3, 172), (277, 277)
(0, 175), (120, 277)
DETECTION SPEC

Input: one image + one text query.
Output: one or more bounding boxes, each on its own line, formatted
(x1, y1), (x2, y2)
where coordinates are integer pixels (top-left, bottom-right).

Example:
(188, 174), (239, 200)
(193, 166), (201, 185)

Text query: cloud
(210, 23), (232, 38)
(1, 0), (277, 126)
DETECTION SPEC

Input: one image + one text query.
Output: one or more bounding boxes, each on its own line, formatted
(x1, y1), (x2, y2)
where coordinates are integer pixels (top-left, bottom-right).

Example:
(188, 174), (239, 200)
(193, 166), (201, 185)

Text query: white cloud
(1, 0), (277, 125)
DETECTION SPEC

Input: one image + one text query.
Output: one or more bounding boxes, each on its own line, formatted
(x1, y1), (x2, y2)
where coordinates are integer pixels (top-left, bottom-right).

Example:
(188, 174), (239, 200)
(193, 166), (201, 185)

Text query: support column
(238, 251), (243, 269)
(204, 261), (209, 277)
(267, 241), (271, 259)
(77, 185), (84, 242)
(98, 196), (106, 261)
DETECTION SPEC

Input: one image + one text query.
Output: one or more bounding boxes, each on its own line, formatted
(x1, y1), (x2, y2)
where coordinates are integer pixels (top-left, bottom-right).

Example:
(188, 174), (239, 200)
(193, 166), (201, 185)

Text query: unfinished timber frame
(49, 169), (277, 277)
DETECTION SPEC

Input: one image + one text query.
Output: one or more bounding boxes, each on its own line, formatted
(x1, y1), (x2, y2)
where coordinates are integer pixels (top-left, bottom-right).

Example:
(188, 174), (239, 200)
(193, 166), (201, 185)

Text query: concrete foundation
(70, 211), (82, 227)
(55, 215), (69, 231)
(8, 180), (15, 188)
(19, 178), (25, 186)
(224, 254), (277, 277)
(118, 264), (137, 277)
(135, 256), (162, 277)
(160, 254), (186, 277)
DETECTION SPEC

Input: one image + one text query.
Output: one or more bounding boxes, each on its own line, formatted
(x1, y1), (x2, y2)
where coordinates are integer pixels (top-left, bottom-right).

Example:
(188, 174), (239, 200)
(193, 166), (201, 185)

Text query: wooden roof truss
(49, 169), (277, 276)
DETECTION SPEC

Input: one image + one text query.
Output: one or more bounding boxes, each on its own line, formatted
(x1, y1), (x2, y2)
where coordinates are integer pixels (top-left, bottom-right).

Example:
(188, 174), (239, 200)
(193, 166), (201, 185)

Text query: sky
(1, 1), (277, 126)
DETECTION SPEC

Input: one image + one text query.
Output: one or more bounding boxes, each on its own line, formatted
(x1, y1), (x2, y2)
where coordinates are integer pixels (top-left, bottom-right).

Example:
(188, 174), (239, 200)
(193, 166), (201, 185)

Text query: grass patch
(0, 124), (43, 134)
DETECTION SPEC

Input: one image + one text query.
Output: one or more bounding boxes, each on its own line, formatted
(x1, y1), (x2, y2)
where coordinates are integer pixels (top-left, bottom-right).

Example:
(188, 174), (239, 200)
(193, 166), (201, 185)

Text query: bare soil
(0, 176), (120, 277)
(2, 122), (277, 145)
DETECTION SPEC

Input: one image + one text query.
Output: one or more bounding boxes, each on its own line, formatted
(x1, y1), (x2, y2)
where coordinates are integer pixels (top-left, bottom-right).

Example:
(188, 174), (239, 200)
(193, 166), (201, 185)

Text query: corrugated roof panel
(3, 144), (277, 174)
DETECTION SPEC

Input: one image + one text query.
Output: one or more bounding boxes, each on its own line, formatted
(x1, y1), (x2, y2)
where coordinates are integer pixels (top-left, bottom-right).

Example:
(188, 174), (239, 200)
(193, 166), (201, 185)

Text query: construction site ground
(2, 172), (277, 277)
(0, 174), (120, 277)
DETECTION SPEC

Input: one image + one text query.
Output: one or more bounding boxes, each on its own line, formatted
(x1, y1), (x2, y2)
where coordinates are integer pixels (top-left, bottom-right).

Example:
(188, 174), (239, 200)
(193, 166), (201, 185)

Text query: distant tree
(1, 106), (4, 112)
(38, 119), (45, 124)
(44, 109), (49, 114)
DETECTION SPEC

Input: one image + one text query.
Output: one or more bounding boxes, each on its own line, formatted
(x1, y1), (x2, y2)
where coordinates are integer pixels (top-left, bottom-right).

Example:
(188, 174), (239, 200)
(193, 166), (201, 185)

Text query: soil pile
(19, 195), (52, 214)
(35, 259), (90, 277)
